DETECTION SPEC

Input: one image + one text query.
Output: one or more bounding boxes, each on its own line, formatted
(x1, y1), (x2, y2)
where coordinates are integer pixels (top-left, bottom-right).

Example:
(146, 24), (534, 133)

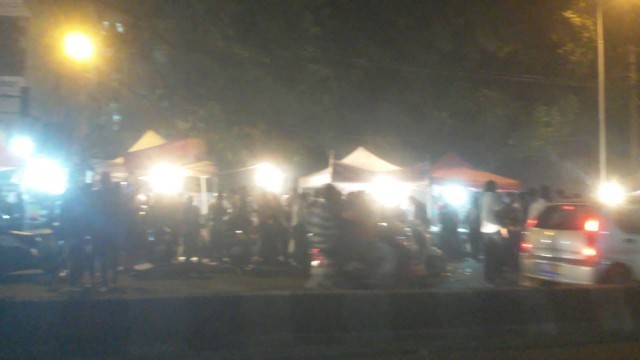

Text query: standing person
(94, 172), (121, 290)
(305, 184), (343, 288)
(527, 185), (551, 221)
(438, 202), (460, 261)
(466, 193), (482, 261)
(182, 195), (201, 262)
(501, 193), (524, 273)
(522, 188), (537, 221)
(208, 192), (227, 261)
(270, 193), (289, 262)
(62, 180), (93, 287)
(257, 192), (279, 265)
(409, 196), (429, 229)
(11, 190), (24, 231)
(480, 180), (507, 285)
(290, 191), (310, 271)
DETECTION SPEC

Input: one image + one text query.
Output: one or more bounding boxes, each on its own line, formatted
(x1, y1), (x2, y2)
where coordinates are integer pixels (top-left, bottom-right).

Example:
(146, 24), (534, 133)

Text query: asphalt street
(0, 258), (494, 300)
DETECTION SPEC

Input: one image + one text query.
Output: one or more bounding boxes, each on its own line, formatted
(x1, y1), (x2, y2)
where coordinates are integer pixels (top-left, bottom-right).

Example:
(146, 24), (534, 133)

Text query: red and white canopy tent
(430, 153), (521, 191)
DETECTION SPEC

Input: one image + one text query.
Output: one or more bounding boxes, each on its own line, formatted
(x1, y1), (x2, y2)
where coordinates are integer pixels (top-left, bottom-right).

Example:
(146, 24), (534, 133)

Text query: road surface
(0, 258), (494, 300)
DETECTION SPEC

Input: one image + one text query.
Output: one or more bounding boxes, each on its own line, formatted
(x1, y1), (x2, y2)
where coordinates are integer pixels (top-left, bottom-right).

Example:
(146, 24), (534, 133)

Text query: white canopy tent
(298, 146), (404, 190)
(93, 130), (216, 214)
(340, 147), (401, 172)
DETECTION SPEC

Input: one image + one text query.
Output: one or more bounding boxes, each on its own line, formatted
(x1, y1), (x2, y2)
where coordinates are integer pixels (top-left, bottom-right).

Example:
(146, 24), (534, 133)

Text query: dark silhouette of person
(94, 172), (121, 289)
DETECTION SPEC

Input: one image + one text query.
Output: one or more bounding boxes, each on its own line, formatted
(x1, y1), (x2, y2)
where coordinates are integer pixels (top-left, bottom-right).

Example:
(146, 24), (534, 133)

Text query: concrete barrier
(2, 286), (640, 358)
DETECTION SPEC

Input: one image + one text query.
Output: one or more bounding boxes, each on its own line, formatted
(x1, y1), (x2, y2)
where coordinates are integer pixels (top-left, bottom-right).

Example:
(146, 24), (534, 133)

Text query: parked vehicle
(520, 201), (640, 285)
(0, 226), (59, 278)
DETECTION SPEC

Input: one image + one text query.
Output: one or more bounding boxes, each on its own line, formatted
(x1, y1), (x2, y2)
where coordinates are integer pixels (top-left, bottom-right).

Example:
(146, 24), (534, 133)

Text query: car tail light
(584, 219), (600, 232)
(310, 248), (329, 267)
(525, 219), (538, 229)
(581, 247), (597, 257)
(520, 242), (533, 253)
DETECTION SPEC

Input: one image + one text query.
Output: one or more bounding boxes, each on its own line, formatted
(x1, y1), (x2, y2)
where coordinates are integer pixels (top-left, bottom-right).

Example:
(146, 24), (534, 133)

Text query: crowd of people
(58, 169), (571, 289)
(58, 172), (432, 290)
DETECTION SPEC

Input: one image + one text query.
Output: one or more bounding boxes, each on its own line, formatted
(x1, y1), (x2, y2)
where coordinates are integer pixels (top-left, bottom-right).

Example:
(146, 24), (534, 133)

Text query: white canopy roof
(127, 130), (167, 152)
(340, 146), (401, 172)
(298, 147), (402, 188)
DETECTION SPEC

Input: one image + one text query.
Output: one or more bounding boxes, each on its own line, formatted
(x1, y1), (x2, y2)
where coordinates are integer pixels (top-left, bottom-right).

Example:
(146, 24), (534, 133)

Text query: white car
(519, 202), (640, 285)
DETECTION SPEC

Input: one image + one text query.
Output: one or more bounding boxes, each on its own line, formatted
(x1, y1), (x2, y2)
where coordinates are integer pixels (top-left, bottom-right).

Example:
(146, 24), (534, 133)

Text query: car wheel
(604, 264), (632, 285)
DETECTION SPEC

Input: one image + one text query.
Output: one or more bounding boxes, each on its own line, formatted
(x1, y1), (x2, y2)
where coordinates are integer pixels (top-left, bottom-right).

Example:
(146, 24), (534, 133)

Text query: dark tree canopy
(25, 0), (640, 189)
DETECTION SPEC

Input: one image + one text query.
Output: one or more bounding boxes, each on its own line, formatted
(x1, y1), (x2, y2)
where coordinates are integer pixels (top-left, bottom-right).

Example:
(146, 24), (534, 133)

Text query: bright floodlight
(63, 31), (95, 62)
(148, 163), (185, 194)
(370, 175), (412, 207)
(597, 181), (625, 206)
(21, 157), (68, 195)
(255, 163), (285, 193)
(9, 136), (35, 158)
(442, 185), (469, 206)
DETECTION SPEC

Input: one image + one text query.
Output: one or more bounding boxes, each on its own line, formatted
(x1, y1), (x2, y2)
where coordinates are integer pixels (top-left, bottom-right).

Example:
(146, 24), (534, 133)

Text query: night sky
(25, 0), (640, 189)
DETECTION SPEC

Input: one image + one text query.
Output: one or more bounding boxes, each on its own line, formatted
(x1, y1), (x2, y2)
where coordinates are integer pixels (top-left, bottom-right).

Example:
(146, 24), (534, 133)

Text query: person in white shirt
(480, 180), (507, 284)
(527, 185), (551, 221)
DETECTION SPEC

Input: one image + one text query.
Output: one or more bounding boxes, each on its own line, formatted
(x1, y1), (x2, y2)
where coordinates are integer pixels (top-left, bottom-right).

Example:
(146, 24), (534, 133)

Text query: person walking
(438, 202), (460, 261)
(182, 195), (201, 263)
(501, 192), (524, 274)
(290, 191), (310, 272)
(480, 180), (507, 285)
(467, 193), (482, 261)
(94, 172), (121, 290)
(63, 181), (94, 287)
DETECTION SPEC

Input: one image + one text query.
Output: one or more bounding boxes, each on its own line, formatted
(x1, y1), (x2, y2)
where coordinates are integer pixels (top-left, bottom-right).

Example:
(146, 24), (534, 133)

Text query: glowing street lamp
(9, 136), (35, 158)
(21, 157), (69, 195)
(62, 31), (96, 63)
(597, 181), (625, 206)
(255, 163), (285, 193)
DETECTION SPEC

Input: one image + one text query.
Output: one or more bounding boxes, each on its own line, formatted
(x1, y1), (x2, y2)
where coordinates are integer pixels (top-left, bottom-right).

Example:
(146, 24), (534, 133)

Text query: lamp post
(597, 0), (607, 183)
(62, 31), (96, 63)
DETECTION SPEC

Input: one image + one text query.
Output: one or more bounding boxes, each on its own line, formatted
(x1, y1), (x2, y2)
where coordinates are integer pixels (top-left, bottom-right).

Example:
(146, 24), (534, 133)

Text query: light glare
(148, 163), (185, 194)
(255, 163), (285, 193)
(63, 32), (95, 62)
(441, 185), (469, 206)
(370, 175), (411, 207)
(9, 136), (35, 158)
(597, 181), (625, 206)
(21, 157), (68, 195)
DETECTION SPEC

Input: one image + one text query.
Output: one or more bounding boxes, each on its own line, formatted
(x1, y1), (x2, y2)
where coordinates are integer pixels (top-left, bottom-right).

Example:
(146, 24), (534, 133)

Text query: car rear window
(536, 205), (596, 231)
(611, 207), (640, 234)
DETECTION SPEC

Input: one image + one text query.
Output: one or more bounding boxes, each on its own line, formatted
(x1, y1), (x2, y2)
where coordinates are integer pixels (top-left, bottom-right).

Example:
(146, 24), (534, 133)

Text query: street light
(255, 163), (285, 193)
(62, 31), (95, 63)
(9, 136), (35, 158)
(597, 0), (607, 184)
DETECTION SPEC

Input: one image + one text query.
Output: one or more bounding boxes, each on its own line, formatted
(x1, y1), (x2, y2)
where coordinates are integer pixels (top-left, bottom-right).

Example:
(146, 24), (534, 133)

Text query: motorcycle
(306, 222), (444, 289)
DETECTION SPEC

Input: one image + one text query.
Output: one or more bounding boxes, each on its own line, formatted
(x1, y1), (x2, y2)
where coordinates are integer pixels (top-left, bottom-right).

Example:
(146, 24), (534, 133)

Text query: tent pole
(329, 150), (335, 184)
(427, 178), (434, 227)
(199, 176), (208, 215)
